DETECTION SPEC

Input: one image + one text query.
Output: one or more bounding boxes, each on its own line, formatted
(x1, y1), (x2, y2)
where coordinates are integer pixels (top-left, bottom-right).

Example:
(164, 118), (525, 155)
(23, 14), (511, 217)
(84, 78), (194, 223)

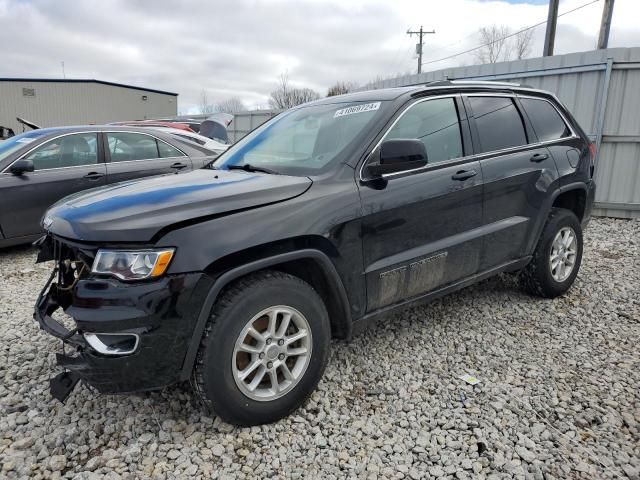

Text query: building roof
(0, 78), (178, 97)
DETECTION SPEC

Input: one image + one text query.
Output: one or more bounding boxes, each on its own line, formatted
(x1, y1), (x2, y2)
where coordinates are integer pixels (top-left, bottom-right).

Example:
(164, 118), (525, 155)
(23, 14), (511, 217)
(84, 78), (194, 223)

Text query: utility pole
(407, 26), (435, 74)
(543, 0), (560, 56)
(597, 0), (615, 49)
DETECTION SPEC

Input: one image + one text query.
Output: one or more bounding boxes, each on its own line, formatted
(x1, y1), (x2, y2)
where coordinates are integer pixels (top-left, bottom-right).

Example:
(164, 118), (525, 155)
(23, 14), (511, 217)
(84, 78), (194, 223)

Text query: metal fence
(360, 47), (640, 218)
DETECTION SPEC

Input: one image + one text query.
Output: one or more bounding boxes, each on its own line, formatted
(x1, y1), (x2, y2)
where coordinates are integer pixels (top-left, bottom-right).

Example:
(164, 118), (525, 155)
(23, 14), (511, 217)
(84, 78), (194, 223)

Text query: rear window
(520, 97), (571, 142)
(468, 96), (527, 153)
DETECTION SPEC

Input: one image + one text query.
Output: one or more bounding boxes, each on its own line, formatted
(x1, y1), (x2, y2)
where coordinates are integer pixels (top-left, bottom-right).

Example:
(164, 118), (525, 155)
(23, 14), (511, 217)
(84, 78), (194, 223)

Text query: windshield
(0, 130), (50, 164)
(214, 101), (386, 175)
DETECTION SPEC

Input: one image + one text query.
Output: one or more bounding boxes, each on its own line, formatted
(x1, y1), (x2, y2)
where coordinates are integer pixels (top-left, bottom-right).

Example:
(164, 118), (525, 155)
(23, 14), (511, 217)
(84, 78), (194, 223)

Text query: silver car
(0, 125), (219, 247)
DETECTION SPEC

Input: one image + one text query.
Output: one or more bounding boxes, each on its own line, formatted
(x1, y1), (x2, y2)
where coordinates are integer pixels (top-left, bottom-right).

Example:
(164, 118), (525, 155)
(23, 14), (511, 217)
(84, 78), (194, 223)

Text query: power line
(421, 0), (601, 67)
(407, 26), (435, 74)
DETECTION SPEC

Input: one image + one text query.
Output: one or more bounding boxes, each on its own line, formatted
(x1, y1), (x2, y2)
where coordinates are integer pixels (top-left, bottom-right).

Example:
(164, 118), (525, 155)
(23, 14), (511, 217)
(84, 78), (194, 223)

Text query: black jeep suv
(34, 81), (596, 425)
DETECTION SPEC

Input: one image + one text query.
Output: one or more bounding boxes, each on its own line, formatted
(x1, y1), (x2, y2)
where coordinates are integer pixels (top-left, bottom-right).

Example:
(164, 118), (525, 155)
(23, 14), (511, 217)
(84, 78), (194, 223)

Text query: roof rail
(424, 79), (524, 88)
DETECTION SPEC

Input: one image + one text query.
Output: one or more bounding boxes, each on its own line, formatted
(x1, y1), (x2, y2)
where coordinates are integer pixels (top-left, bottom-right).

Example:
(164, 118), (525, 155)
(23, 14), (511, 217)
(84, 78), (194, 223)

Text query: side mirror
(365, 139), (427, 177)
(10, 159), (34, 176)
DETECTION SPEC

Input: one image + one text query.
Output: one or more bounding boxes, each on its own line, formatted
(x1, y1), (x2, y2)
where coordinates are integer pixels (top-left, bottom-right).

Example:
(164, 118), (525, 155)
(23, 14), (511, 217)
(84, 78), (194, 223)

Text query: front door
(359, 96), (484, 312)
(0, 132), (106, 239)
(103, 132), (193, 184)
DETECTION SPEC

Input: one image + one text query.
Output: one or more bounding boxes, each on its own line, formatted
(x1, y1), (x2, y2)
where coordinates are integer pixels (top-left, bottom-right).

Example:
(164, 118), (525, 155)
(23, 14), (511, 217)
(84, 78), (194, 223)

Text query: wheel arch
(525, 183), (588, 256)
(179, 248), (352, 380)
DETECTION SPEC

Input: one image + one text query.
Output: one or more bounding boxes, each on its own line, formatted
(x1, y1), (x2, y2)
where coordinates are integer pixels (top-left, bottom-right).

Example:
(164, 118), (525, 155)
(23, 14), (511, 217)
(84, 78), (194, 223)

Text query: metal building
(0, 78), (178, 135)
(359, 47), (640, 219)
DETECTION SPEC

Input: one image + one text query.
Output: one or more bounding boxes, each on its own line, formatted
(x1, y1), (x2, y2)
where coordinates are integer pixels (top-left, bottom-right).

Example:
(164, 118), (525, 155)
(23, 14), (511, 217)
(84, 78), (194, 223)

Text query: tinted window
(107, 133), (159, 162)
(469, 97), (527, 153)
(385, 97), (463, 164)
(24, 133), (98, 170)
(157, 140), (186, 157)
(521, 98), (571, 142)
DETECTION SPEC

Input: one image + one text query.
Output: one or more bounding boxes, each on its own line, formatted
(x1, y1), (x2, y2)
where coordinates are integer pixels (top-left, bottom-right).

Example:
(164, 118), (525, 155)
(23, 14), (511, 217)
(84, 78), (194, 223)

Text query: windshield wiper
(227, 164), (279, 175)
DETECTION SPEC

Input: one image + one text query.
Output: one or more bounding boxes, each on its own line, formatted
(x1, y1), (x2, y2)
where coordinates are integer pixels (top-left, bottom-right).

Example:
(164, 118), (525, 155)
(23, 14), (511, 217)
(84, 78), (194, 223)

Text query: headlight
(92, 249), (175, 280)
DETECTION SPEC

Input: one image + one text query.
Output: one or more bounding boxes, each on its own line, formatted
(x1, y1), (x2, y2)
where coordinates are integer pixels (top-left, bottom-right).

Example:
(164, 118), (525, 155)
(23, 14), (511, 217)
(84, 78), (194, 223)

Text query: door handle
(451, 169), (477, 181)
(530, 153), (549, 162)
(83, 172), (104, 180)
(170, 162), (187, 170)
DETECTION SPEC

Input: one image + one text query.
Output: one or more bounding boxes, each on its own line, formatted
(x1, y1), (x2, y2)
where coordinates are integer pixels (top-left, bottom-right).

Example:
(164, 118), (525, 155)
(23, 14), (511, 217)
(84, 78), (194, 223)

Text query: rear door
(103, 132), (193, 184)
(0, 132), (106, 238)
(518, 95), (583, 180)
(464, 94), (559, 270)
(359, 95), (484, 312)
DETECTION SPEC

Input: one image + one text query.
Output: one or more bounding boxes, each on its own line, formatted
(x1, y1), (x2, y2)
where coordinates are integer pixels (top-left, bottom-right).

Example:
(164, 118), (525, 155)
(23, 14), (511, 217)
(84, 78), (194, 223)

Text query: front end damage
(33, 235), (210, 402)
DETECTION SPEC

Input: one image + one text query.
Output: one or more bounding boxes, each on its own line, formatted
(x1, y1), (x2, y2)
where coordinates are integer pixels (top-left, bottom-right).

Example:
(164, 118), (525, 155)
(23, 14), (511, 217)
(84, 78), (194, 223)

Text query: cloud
(1, 0), (638, 112)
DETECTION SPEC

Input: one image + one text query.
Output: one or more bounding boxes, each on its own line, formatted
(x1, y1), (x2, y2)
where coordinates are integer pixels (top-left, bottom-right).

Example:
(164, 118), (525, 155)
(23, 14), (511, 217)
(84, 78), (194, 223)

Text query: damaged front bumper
(33, 235), (211, 401)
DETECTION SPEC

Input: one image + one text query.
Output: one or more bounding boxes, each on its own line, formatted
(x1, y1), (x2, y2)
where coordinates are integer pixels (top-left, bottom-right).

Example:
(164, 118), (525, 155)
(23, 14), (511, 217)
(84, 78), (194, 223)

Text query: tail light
(588, 142), (596, 177)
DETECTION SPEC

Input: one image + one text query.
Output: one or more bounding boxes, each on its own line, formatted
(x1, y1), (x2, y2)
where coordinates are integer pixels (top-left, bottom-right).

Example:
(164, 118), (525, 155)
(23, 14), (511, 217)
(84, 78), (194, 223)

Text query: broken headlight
(92, 249), (174, 281)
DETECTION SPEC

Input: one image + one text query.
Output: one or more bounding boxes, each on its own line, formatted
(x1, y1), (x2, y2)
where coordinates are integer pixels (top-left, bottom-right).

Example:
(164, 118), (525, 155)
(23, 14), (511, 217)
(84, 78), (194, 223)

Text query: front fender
(178, 249), (352, 380)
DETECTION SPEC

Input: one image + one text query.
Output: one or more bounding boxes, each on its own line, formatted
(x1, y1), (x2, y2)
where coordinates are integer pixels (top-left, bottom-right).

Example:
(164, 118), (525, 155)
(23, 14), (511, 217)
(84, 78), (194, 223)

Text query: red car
(110, 120), (195, 132)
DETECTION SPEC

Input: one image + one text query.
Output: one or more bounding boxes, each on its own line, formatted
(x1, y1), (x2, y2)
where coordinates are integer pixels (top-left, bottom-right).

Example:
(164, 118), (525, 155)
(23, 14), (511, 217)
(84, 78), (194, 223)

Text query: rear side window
(520, 98), (571, 142)
(107, 133), (158, 162)
(385, 97), (463, 164)
(157, 140), (185, 157)
(468, 97), (527, 153)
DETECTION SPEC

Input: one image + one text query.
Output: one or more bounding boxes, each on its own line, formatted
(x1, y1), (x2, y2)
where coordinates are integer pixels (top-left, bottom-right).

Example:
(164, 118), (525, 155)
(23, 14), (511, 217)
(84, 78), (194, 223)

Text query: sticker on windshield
(334, 102), (381, 118)
(16, 138), (35, 143)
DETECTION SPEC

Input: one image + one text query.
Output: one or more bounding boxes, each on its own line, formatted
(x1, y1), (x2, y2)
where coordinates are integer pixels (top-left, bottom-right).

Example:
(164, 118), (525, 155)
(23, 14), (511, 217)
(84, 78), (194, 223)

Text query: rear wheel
(193, 270), (330, 426)
(519, 208), (583, 298)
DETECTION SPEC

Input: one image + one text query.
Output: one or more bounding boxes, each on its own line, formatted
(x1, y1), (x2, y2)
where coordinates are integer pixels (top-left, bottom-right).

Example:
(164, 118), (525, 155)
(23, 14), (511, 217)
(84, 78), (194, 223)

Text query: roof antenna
(61, 61), (66, 79)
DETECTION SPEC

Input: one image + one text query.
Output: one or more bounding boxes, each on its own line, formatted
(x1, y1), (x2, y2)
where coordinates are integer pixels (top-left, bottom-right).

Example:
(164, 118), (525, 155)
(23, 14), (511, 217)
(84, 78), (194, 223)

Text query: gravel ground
(0, 217), (638, 480)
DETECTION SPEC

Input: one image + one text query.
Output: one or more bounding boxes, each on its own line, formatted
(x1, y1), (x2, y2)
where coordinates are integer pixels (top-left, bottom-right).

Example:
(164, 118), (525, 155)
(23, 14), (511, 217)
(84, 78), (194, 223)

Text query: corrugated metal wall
(0, 80), (177, 134)
(360, 48), (640, 218)
(226, 111), (279, 143)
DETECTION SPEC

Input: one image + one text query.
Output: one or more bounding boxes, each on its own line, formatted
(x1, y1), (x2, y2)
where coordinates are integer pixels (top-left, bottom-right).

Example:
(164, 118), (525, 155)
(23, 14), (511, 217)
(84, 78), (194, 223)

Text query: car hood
(45, 169), (312, 242)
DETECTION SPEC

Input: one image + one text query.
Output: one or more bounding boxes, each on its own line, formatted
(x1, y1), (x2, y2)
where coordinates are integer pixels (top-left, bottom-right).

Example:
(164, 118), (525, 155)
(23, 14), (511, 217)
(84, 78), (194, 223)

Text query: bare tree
(269, 72), (320, 109)
(216, 97), (247, 113)
(199, 89), (216, 114)
(513, 29), (534, 60)
(327, 81), (356, 97)
(474, 25), (512, 64)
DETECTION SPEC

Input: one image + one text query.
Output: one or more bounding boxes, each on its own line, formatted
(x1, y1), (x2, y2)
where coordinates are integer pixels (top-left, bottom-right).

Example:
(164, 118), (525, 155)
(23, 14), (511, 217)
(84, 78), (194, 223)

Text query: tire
(519, 207), (583, 298)
(193, 270), (331, 426)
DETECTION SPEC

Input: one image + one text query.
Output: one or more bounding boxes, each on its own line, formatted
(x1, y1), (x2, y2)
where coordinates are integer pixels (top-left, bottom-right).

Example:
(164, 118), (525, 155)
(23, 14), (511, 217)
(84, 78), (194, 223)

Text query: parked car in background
(149, 127), (229, 155)
(157, 113), (234, 144)
(34, 81), (595, 425)
(110, 120), (195, 133)
(0, 126), (218, 247)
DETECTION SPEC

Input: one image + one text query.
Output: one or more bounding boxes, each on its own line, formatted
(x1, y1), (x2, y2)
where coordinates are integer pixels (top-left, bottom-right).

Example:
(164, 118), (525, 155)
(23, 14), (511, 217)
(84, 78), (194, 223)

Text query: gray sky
(1, 0), (638, 112)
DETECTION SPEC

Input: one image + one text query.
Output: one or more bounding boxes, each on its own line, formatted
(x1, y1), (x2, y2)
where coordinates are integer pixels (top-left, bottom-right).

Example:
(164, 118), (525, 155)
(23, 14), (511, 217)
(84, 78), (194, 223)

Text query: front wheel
(519, 208), (583, 298)
(193, 271), (331, 426)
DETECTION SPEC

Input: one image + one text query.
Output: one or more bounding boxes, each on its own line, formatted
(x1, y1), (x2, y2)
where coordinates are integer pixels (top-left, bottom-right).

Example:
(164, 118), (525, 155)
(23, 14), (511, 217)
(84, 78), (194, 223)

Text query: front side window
(385, 97), (463, 164)
(520, 97), (571, 142)
(214, 101), (387, 176)
(468, 96), (527, 153)
(23, 133), (98, 170)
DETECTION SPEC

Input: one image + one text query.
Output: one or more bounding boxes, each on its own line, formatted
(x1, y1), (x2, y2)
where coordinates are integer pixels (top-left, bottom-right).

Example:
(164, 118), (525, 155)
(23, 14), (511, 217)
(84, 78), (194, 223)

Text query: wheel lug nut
(278, 354), (285, 360)
(259, 353), (265, 359)
(266, 338), (272, 345)
(267, 361), (273, 368)
(278, 339), (284, 346)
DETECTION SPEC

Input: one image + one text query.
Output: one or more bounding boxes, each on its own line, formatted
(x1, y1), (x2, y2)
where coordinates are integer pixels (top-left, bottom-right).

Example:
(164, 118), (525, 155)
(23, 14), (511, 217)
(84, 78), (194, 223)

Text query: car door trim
(365, 216), (528, 274)
(1, 130), (187, 174)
